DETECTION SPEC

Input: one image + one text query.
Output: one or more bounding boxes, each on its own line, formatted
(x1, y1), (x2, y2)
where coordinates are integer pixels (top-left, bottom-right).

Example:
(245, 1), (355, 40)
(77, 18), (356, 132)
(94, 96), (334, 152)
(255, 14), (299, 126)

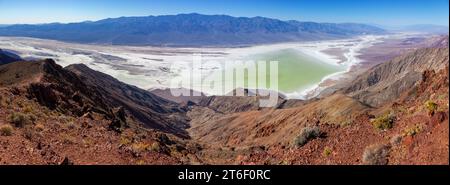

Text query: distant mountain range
(0, 13), (386, 46)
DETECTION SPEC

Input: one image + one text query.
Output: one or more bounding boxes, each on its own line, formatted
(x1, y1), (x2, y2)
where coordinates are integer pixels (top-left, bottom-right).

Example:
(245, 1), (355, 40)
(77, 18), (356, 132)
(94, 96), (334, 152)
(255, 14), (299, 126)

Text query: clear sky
(0, 0), (448, 26)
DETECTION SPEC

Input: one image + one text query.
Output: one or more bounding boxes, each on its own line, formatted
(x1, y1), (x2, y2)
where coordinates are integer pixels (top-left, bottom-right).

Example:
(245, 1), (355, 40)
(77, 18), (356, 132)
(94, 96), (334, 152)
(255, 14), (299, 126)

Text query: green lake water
(210, 49), (344, 95)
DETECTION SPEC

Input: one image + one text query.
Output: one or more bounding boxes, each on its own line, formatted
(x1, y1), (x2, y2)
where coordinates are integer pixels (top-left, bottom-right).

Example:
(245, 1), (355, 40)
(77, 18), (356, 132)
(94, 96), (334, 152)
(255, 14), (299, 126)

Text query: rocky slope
(65, 64), (190, 137)
(343, 48), (448, 107)
(0, 60), (190, 137)
(0, 58), (203, 164)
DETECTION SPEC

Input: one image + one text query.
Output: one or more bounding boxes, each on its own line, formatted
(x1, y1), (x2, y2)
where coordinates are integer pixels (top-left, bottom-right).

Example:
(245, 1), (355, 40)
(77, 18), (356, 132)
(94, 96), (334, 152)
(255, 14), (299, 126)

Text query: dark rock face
(0, 49), (22, 65)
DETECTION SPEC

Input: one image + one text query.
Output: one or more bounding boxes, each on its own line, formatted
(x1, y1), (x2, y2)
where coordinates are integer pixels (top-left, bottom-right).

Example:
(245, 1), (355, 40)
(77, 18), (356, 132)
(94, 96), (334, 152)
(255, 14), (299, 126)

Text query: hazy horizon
(0, 0), (448, 26)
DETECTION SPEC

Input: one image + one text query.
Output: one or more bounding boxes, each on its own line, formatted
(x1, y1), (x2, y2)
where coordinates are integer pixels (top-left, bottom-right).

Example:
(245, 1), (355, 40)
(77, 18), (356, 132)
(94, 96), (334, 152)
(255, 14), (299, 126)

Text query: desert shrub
(23, 125), (37, 140)
(169, 145), (181, 156)
(322, 147), (332, 157)
(132, 142), (150, 152)
(17, 101), (24, 108)
(58, 115), (72, 123)
(61, 133), (77, 144)
(150, 142), (161, 152)
(23, 105), (33, 113)
(292, 126), (321, 147)
(34, 123), (45, 132)
(390, 135), (402, 146)
(425, 100), (438, 115)
(403, 124), (423, 136)
(130, 142), (150, 157)
(362, 144), (391, 165)
(340, 120), (353, 127)
(82, 138), (94, 148)
(119, 136), (132, 146)
(28, 113), (37, 124)
(119, 131), (135, 146)
(65, 122), (77, 130)
(371, 113), (395, 131)
(136, 160), (146, 165)
(8, 112), (30, 127)
(0, 124), (14, 136)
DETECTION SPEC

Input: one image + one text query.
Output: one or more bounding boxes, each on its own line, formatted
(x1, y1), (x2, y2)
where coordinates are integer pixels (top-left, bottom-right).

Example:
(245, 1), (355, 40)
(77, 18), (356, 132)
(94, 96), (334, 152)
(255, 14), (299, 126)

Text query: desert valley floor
(0, 33), (448, 165)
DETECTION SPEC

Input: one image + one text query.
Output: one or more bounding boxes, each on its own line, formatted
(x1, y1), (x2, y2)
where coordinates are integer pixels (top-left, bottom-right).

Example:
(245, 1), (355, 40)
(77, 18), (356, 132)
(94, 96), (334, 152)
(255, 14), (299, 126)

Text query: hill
(0, 59), (190, 138)
(0, 49), (21, 65)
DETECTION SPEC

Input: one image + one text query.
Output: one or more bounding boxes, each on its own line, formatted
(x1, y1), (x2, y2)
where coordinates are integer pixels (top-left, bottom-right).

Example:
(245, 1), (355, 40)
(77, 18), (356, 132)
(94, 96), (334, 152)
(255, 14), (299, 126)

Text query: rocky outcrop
(197, 88), (286, 114)
(149, 88), (206, 104)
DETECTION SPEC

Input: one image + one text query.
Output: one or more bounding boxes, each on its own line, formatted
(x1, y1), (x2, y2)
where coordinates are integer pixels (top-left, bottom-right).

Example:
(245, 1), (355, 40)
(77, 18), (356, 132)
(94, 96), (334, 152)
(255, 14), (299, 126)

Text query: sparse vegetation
(130, 142), (150, 156)
(23, 125), (37, 140)
(65, 122), (77, 130)
(340, 120), (353, 127)
(35, 123), (45, 132)
(371, 112), (395, 131)
(119, 131), (135, 146)
(425, 100), (438, 115)
(8, 112), (31, 127)
(23, 105), (33, 113)
(58, 115), (74, 123)
(169, 145), (181, 157)
(403, 124), (423, 136)
(136, 160), (146, 165)
(322, 147), (332, 157)
(292, 126), (321, 147)
(390, 135), (402, 146)
(61, 133), (77, 144)
(150, 142), (161, 152)
(1, 97), (12, 109)
(0, 124), (14, 136)
(362, 144), (391, 165)
(120, 136), (132, 146)
(82, 138), (94, 148)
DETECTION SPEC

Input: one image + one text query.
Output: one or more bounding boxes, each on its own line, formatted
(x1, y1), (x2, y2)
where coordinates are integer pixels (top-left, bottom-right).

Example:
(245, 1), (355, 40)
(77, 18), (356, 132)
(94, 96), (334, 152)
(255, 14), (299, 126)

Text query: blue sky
(0, 0), (448, 26)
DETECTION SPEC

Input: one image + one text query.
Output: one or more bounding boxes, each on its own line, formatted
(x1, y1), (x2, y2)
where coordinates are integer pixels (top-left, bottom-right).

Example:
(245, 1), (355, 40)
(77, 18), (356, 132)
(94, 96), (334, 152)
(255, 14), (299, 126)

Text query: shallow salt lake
(206, 48), (345, 96)
(255, 49), (344, 93)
